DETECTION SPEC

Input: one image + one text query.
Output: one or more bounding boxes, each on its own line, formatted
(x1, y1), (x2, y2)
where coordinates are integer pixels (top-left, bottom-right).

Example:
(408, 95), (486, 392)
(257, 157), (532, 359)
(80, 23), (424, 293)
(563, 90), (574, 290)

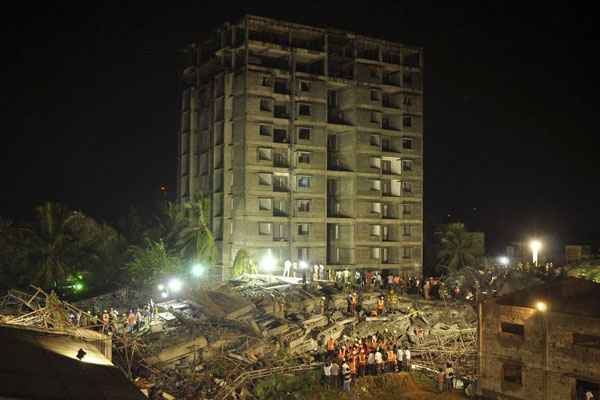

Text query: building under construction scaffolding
(177, 15), (424, 280)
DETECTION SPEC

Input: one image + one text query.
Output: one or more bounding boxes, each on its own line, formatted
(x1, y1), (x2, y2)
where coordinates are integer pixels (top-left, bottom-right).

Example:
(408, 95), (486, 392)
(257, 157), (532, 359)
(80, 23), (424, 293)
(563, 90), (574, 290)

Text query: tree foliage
(232, 249), (257, 277)
(126, 238), (182, 287)
(437, 223), (477, 273)
(1, 193), (228, 295)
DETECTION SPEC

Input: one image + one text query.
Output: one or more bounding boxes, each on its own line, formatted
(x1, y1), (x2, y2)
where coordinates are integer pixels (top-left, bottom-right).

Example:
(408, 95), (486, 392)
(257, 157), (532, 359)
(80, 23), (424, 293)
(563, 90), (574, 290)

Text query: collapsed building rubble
(0, 279), (477, 399)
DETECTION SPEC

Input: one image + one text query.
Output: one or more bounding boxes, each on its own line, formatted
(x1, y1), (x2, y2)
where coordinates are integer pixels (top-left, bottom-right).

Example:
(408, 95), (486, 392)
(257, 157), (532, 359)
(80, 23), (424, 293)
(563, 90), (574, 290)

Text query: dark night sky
(4, 2), (599, 257)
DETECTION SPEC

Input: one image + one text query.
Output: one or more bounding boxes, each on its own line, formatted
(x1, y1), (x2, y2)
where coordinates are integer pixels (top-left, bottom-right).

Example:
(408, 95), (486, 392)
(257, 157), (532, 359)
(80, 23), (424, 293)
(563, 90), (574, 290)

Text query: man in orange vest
(358, 348), (367, 376)
(349, 353), (357, 379)
(327, 336), (336, 357)
(351, 293), (358, 316)
(377, 296), (385, 315)
(338, 346), (346, 363)
(387, 347), (396, 372)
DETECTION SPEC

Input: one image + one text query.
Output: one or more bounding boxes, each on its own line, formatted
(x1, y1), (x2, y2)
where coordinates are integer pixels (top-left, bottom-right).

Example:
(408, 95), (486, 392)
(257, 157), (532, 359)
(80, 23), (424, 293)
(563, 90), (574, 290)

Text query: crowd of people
(67, 299), (159, 336)
(320, 333), (458, 394)
(322, 332), (412, 392)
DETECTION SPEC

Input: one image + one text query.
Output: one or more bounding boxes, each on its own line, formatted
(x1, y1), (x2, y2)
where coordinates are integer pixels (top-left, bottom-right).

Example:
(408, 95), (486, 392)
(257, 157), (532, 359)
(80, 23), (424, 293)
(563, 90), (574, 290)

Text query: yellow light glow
(530, 240), (542, 252)
(535, 301), (547, 312)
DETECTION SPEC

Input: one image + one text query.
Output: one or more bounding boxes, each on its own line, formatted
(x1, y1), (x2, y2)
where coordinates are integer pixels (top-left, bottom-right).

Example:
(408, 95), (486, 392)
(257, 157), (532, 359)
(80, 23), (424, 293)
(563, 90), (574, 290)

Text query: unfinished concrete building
(177, 15), (423, 280)
(479, 278), (600, 400)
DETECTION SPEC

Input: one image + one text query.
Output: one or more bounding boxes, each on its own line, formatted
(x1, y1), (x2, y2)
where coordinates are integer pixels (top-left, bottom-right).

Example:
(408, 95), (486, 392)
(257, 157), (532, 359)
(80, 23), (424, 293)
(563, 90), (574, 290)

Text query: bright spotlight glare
(530, 240), (542, 252)
(191, 264), (203, 277)
(498, 256), (509, 266)
(299, 261), (308, 270)
(168, 278), (183, 292)
(157, 284), (165, 291)
(261, 251), (276, 272)
(161, 291), (168, 299)
(535, 301), (547, 312)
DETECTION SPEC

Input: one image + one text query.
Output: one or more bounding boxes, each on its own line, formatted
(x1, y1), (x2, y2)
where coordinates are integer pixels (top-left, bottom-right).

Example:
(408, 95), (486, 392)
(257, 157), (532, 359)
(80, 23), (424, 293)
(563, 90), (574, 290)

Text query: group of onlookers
(323, 333), (412, 392)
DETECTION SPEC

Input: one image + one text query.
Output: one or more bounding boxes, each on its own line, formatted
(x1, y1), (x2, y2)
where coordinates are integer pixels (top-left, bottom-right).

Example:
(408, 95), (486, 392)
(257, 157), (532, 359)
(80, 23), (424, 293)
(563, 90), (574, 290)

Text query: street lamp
(530, 240), (542, 266)
(498, 256), (509, 267)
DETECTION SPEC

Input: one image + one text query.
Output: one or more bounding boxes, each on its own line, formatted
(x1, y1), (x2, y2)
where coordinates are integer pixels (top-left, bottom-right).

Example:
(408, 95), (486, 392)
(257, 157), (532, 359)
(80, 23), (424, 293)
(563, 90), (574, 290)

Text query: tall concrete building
(177, 15), (423, 280)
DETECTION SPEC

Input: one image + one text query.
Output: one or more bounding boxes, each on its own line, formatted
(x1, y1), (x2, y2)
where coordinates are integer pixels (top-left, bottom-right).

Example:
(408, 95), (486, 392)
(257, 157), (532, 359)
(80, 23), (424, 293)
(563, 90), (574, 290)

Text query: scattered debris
(0, 278), (477, 399)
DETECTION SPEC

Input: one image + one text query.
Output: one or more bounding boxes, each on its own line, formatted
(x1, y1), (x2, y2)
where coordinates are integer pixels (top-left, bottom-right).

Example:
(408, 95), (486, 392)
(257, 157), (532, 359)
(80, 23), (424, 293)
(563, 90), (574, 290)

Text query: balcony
(328, 157), (352, 172)
(248, 30), (290, 48)
(274, 106), (289, 119)
(273, 154), (289, 168)
(274, 81), (289, 95)
(273, 209), (288, 217)
(328, 109), (351, 125)
(273, 130), (289, 144)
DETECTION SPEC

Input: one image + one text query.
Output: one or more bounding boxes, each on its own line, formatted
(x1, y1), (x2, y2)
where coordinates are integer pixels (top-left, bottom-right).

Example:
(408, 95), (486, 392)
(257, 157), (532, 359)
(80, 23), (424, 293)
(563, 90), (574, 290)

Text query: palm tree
(437, 223), (477, 273)
(126, 238), (182, 287)
(178, 194), (216, 266)
(24, 202), (85, 290)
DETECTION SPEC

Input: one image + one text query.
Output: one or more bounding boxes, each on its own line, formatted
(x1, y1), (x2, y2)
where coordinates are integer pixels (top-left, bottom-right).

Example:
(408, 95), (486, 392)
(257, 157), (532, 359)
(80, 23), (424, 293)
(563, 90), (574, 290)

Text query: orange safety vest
(358, 352), (367, 365)
(351, 295), (357, 305)
(377, 299), (385, 310)
(327, 338), (335, 351)
(387, 350), (396, 363)
(338, 348), (346, 361)
(349, 357), (357, 374)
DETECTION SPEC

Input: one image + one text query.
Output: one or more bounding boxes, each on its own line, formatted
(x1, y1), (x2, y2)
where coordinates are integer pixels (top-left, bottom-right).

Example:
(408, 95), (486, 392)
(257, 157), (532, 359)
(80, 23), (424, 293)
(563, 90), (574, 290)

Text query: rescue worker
(101, 310), (110, 333)
(351, 292), (358, 316)
(348, 353), (357, 379)
(327, 336), (336, 357)
(338, 346), (346, 364)
(358, 348), (367, 376)
(377, 295), (385, 316)
(283, 259), (292, 277)
(387, 347), (397, 372)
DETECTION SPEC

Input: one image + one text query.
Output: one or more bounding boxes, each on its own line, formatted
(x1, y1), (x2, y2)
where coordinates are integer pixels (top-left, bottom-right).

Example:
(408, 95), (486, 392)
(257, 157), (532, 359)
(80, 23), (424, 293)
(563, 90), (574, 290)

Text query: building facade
(177, 15), (423, 280)
(479, 278), (600, 400)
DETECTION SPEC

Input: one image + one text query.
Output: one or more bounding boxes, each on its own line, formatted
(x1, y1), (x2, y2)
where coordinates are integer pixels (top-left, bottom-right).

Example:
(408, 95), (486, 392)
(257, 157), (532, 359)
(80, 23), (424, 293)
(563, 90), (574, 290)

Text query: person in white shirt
(323, 362), (332, 386)
(404, 348), (411, 371)
(586, 390), (594, 400)
(342, 362), (352, 392)
(367, 351), (375, 375)
(283, 260), (291, 277)
(374, 349), (383, 374)
(396, 346), (404, 371)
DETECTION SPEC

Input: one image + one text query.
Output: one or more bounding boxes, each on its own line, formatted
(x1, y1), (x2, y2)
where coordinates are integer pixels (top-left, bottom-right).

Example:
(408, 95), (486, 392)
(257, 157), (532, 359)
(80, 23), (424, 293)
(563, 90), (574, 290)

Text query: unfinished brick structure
(176, 15), (423, 280)
(479, 278), (600, 400)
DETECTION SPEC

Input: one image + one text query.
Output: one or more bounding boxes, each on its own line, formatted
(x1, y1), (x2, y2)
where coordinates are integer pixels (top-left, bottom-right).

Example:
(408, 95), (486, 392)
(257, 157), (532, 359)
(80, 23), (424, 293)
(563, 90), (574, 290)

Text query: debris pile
(0, 279), (477, 399)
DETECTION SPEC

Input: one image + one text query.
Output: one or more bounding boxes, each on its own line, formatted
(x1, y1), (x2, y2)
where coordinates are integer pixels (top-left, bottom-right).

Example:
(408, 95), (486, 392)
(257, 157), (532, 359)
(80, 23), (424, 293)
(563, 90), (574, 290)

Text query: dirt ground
(306, 373), (468, 400)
